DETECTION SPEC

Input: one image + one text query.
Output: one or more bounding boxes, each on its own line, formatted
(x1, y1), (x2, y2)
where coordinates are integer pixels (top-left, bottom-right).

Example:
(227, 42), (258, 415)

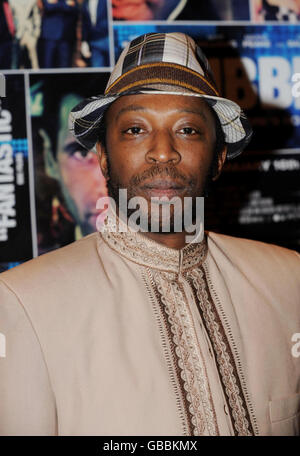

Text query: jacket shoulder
(206, 231), (300, 276)
(0, 232), (103, 291)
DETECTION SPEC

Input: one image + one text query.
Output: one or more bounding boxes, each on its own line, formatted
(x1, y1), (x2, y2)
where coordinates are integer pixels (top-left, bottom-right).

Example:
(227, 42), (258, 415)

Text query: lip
(141, 179), (185, 189)
(140, 179), (186, 199)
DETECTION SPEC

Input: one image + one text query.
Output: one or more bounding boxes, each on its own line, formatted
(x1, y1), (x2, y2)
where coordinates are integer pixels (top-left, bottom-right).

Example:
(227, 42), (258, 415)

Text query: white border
(107, 0), (115, 66)
(24, 73), (38, 258)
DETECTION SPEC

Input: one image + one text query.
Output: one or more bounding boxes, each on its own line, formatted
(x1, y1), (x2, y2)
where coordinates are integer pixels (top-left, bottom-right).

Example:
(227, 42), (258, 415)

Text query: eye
(64, 142), (94, 160)
(124, 126), (144, 135)
(178, 127), (199, 135)
(73, 150), (95, 162)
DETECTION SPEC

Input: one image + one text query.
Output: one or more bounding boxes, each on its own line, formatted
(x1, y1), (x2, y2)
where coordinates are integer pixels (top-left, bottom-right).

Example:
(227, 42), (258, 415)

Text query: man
(38, 0), (79, 68)
(255, 0), (300, 21)
(80, 0), (109, 67)
(10, 0), (41, 69)
(0, 32), (300, 436)
(0, 0), (14, 69)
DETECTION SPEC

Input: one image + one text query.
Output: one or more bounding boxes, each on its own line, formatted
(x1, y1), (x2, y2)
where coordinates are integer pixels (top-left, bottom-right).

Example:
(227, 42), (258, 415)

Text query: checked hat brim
(69, 87), (252, 160)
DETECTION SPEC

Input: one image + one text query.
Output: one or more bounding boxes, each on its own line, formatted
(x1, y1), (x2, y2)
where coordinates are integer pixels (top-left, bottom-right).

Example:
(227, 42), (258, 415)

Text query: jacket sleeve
(81, 3), (90, 42)
(0, 280), (57, 436)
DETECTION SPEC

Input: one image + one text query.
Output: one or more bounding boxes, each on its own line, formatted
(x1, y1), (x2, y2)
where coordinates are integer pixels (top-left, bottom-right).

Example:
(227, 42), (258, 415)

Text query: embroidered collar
(99, 208), (207, 273)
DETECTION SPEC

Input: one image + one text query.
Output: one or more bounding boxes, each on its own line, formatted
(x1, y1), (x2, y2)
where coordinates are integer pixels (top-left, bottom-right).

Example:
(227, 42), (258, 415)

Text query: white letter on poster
(259, 57), (292, 108)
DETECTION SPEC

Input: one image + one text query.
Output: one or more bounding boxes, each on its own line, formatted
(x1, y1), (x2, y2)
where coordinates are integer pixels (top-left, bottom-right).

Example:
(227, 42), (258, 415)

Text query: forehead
(106, 93), (214, 121)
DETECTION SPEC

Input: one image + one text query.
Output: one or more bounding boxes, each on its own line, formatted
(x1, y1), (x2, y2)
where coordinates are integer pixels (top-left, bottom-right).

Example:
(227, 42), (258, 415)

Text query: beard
(105, 153), (215, 233)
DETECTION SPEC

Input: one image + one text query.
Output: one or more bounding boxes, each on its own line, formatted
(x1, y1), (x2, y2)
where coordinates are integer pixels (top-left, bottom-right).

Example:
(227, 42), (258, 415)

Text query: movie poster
(0, 74), (33, 263)
(30, 72), (108, 254)
(0, 0), (111, 70)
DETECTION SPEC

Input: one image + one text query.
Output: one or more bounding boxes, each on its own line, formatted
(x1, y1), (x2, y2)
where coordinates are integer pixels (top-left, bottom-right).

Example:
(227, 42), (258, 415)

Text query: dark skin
(96, 94), (227, 250)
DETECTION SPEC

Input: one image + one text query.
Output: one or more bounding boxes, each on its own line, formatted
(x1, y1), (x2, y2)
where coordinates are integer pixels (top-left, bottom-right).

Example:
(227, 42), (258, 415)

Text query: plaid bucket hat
(69, 32), (252, 159)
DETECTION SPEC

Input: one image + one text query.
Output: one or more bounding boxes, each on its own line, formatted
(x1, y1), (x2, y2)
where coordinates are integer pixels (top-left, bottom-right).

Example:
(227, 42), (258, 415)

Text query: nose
(145, 129), (181, 165)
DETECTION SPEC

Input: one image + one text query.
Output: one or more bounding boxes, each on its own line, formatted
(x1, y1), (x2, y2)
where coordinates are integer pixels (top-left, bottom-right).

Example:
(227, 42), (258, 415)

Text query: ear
(212, 145), (227, 182)
(39, 128), (60, 180)
(96, 142), (109, 180)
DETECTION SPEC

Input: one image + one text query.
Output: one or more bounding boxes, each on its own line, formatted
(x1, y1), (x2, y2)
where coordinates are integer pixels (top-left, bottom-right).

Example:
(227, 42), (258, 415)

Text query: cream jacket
(0, 229), (299, 436)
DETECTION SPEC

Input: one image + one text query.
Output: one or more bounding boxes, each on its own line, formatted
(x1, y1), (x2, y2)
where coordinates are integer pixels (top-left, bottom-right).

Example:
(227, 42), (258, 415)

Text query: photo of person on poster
(0, 0), (14, 69)
(37, 0), (80, 68)
(253, 0), (300, 21)
(30, 75), (107, 253)
(80, 0), (110, 67)
(9, 0), (41, 69)
(0, 0), (110, 69)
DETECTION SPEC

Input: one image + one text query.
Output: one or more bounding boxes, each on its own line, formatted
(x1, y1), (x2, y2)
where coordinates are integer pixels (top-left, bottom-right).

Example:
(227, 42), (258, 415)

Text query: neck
(140, 231), (188, 250)
(108, 204), (202, 251)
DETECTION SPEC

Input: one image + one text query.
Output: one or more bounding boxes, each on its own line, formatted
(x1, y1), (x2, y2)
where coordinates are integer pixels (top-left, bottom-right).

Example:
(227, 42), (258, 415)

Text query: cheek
(180, 140), (215, 174)
(58, 155), (105, 198)
(59, 156), (79, 193)
(106, 139), (145, 181)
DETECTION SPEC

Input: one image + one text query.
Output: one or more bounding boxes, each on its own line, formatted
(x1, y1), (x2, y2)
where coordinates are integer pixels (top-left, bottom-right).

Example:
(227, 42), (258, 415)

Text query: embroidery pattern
(150, 269), (219, 436)
(100, 213), (207, 273)
(142, 269), (193, 436)
(187, 267), (254, 436)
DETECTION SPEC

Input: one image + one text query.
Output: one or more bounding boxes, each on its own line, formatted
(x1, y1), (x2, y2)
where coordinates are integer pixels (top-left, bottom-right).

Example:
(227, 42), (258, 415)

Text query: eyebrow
(116, 105), (147, 121)
(177, 108), (208, 122)
(116, 105), (209, 122)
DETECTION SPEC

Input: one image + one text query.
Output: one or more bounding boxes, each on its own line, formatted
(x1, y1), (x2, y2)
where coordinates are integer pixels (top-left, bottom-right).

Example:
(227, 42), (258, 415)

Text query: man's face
(55, 95), (107, 235)
(97, 94), (226, 231)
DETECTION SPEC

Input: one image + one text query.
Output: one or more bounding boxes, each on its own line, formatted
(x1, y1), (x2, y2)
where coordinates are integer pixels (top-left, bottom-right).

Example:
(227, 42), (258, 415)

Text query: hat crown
(105, 32), (218, 95)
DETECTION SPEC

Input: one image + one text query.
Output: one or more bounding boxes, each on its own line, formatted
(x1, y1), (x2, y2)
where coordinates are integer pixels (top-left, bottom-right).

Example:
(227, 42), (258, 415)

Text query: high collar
(99, 207), (207, 274)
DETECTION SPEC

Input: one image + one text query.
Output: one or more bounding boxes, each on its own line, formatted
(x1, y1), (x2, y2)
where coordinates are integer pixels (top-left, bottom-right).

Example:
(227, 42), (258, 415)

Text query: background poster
(30, 72), (108, 254)
(0, 74), (33, 263)
(0, 0), (111, 70)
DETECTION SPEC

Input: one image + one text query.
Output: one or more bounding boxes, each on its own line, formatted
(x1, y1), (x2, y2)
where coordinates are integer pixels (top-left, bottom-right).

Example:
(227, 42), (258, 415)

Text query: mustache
(129, 165), (196, 188)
